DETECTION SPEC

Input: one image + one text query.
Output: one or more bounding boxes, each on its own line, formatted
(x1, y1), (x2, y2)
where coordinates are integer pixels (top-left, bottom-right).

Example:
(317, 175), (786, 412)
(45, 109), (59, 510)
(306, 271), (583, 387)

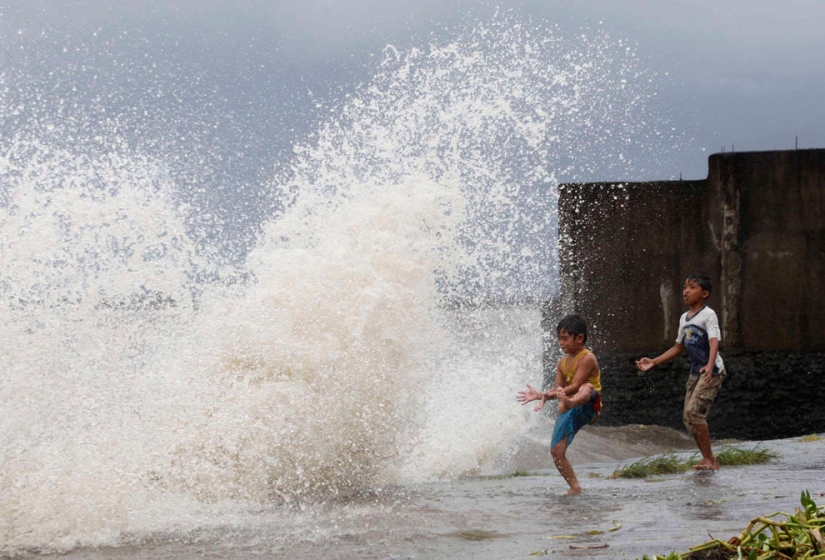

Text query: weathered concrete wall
(730, 150), (825, 351)
(551, 149), (825, 440)
(594, 351), (825, 440)
(557, 179), (719, 352)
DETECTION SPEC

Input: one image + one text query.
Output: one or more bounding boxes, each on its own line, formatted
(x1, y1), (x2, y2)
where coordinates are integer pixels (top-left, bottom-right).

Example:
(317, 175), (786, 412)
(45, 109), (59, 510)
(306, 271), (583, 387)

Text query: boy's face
(558, 329), (585, 354)
(683, 279), (709, 307)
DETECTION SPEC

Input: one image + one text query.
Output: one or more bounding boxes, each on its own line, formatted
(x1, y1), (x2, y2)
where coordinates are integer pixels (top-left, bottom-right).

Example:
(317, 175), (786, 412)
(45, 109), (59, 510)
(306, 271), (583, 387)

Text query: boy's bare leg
(550, 439), (582, 495)
(692, 424), (719, 470)
(557, 383), (594, 414)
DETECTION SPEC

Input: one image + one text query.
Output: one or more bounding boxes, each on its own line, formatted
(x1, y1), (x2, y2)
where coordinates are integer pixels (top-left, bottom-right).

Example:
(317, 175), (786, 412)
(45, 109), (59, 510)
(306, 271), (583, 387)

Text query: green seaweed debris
(712, 445), (779, 467)
(641, 490), (825, 560)
(609, 445), (779, 479)
(609, 454), (691, 479)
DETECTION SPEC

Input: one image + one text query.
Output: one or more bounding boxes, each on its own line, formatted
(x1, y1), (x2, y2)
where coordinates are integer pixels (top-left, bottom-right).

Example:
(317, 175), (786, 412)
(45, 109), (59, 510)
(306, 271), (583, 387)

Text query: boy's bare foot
(693, 459), (720, 471)
(563, 487), (583, 496)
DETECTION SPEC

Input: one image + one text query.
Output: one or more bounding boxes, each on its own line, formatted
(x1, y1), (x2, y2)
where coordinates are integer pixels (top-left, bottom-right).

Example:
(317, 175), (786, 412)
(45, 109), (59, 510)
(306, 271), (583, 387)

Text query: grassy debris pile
(609, 454), (689, 478)
(609, 445), (779, 479)
(641, 491), (825, 560)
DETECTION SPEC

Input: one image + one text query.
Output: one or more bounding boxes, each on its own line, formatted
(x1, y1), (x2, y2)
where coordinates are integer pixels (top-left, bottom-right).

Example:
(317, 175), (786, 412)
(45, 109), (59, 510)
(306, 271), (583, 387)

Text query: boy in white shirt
(636, 272), (725, 470)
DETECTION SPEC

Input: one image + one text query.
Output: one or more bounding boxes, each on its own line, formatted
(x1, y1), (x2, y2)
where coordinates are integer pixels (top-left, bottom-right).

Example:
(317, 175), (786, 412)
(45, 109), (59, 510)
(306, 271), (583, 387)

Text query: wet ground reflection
(42, 430), (825, 560)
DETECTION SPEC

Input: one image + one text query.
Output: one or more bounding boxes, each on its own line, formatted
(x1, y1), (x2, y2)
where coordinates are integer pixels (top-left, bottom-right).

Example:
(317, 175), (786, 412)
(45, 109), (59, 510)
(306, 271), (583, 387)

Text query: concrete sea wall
(551, 149), (825, 440)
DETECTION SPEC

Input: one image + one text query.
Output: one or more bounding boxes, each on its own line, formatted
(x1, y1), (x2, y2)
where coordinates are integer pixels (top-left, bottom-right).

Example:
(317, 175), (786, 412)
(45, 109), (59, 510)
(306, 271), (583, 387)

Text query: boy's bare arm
(699, 338), (719, 380)
(561, 353), (597, 395)
(516, 361), (561, 410)
(553, 360), (565, 393)
(636, 343), (684, 372)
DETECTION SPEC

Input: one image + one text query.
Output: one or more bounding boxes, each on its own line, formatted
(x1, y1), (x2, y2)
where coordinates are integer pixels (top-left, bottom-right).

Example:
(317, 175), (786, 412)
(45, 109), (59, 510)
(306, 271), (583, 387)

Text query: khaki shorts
(683, 372), (725, 433)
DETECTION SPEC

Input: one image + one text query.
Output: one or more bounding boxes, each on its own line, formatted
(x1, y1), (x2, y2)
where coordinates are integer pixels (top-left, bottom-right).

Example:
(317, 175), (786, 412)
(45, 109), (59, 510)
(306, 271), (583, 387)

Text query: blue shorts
(550, 391), (600, 448)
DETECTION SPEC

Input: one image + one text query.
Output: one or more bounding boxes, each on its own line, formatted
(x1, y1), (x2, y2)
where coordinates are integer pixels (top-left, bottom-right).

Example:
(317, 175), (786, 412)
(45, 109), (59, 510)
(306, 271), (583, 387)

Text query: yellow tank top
(560, 349), (602, 392)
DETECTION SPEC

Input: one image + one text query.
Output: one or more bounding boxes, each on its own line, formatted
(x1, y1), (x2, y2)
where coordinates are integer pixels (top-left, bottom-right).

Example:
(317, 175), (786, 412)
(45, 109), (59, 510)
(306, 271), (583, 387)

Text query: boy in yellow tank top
(516, 314), (601, 495)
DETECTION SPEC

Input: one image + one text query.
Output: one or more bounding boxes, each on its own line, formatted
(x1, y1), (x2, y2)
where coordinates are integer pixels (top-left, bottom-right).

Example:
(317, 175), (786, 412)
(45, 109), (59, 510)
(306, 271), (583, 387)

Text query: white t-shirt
(675, 306), (725, 376)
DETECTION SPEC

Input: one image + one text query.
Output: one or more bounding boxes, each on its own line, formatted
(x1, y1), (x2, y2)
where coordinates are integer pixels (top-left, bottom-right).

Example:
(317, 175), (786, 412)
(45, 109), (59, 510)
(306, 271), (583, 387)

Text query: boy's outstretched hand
(636, 357), (655, 373)
(516, 383), (548, 411)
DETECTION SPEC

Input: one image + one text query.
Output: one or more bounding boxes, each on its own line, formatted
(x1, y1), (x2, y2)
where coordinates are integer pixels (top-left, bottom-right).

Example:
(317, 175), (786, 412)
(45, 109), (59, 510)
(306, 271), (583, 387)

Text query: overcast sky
(274, 0), (825, 180)
(2, 0), (823, 301)
(3, 0), (824, 182)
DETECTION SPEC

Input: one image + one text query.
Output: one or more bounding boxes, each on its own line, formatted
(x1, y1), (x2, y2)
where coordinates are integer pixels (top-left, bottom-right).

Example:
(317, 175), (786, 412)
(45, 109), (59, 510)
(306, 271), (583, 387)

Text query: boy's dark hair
(557, 314), (588, 342)
(686, 271), (713, 295)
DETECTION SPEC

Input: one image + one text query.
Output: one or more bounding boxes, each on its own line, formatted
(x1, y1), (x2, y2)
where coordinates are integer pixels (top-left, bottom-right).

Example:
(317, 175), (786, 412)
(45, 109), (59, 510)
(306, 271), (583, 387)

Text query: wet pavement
(404, 431), (825, 560)
(36, 429), (825, 560)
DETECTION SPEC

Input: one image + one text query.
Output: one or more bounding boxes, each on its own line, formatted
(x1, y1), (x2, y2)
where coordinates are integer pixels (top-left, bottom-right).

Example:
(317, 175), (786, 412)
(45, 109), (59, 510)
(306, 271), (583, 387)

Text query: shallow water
(26, 430), (825, 560)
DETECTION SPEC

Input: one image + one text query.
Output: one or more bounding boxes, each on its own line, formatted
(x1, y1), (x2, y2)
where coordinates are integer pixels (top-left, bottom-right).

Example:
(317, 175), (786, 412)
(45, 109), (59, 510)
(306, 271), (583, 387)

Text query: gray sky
(3, 0), (824, 182)
(309, 0), (824, 179)
(2, 0), (823, 300)
(283, 0), (825, 179)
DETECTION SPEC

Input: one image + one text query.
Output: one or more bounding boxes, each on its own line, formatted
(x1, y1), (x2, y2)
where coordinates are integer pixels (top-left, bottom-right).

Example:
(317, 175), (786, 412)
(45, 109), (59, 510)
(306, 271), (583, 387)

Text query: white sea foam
(0, 12), (669, 555)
